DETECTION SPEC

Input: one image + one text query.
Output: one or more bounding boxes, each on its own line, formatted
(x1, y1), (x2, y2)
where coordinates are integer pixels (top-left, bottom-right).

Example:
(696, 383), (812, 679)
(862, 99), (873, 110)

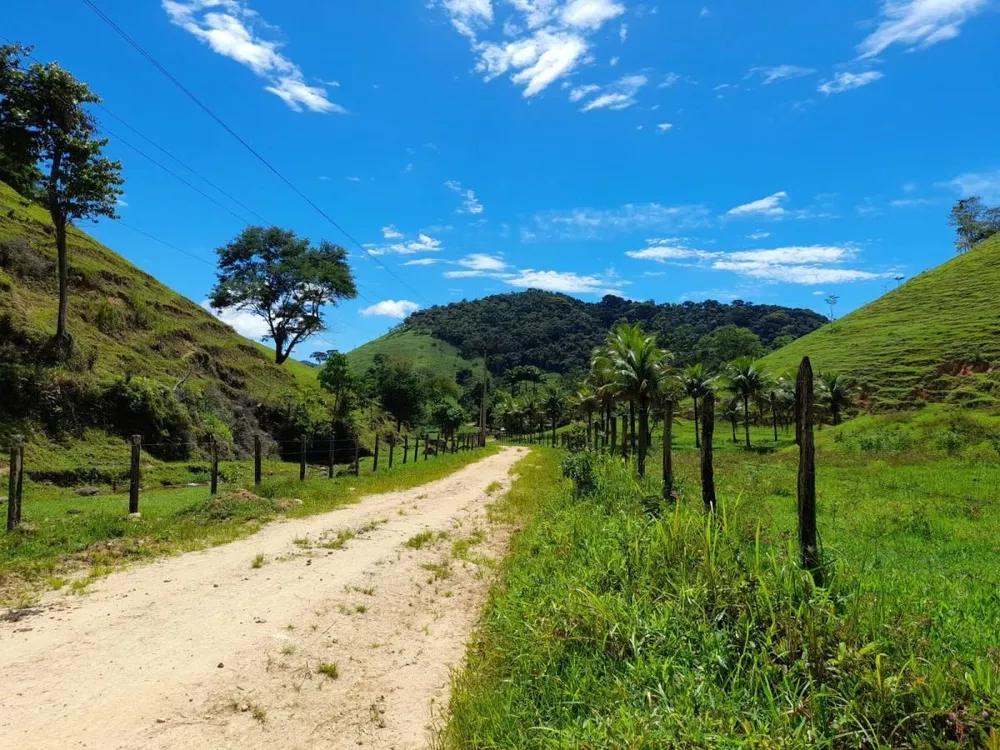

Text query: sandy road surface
(0, 446), (528, 749)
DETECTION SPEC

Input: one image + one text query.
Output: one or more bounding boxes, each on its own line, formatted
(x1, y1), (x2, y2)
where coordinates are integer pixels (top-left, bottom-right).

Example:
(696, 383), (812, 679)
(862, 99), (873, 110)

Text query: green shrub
(93, 299), (127, 336)
(560, 451), (596, 496)
(937, 428), (964, 455)
(852, 428), (913, 452)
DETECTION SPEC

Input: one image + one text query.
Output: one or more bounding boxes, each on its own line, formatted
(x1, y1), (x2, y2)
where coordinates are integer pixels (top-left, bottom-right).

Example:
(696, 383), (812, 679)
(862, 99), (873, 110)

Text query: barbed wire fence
(3, 429), (488, 532)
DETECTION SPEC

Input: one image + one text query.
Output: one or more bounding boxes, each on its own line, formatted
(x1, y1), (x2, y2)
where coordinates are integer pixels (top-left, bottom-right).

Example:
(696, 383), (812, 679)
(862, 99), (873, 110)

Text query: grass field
(345, 327), (482, 381)
(760, 234), (1000, 410)
(445, 416), (1000, 748)
(0, 443), (497, 605)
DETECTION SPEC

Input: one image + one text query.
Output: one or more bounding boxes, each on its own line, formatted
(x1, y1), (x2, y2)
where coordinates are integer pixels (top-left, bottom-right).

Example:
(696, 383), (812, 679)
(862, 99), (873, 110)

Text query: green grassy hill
(761, 234), (1000, 410)
(346, 328), (483, 381)
(0, 180), (333, 465)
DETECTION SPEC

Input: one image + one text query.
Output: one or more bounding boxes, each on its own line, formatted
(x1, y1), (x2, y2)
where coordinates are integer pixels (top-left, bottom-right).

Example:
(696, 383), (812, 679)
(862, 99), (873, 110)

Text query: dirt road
(0, 446), (528, 749)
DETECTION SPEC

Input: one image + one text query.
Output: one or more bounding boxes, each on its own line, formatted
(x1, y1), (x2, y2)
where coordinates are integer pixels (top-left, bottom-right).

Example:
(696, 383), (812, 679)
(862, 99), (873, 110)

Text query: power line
(79, 0), (429, 305)
(96, 103), (270, 224)
(101, 125), (254, 226)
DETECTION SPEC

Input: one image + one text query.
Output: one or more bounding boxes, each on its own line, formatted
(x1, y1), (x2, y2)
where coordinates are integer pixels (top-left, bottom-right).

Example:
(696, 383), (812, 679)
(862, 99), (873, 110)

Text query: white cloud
(817, 71), (884, 95)
(748, 65), (816, 84)
(625, 241), (887, 285)
(700, 6), (710, 17)
(458, 253), (509, 271)
(370, 230), (444, 255)
(748, 231), (771, 240)
(727, 191), (788, 217)
(444, 180), (485, 214)
(578, 73), (648, 111)
(503, 269), (620, 295)
(162, 1), (344, 113)
(609, 55), (619, 66)
(656, 122), (673, 133)
(401, 258), (442, 266)
(201, 300), (270, 340)
(346, 176), (361, 182)
(359, 300), (421, 318)
(890, 197), (937, 207)
(569, 83), (600, 102)
(659, 72), (682, 88)
(619, 22), (628, 41)
(531, 202), (712, 239)
(857, 0), (988, 58)
(382, 224), (404, 240)
(438, 0), (623, 98)
(942, 169), (1000, 202)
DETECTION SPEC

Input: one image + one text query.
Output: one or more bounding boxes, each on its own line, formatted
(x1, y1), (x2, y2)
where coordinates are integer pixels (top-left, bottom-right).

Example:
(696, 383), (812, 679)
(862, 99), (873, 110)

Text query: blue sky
(5, 0), (1000, 354)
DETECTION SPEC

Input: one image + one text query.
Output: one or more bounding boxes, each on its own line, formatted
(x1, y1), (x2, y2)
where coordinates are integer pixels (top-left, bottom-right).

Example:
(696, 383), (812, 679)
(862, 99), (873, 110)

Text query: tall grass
(444, 449), (999, 748)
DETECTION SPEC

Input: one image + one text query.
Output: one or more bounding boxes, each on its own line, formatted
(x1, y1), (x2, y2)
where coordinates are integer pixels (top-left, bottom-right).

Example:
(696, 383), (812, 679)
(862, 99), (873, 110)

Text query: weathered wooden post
(423, 434), (429, 461)
(796, 357), (822, 586)
(353, 438), (360, 476)
(210, 436), (219, 496)
(451, 433), (457, 454)
(700, 392), (716, 512)
(389, 434), (395, 468)
(129, 435), (141, 515)
(328, 434), (336, 480)
(403, 435), (409, 464)
(254, 435), (262, 487)
(621, 414), (628, 460)
(373, 434), (380, 472)
(434, 433), (440, 457)
(413, 436), (419, 462)
(7, 435), (24, 531)
(662, 400), (674, 500)
(299, 434), (307, 481)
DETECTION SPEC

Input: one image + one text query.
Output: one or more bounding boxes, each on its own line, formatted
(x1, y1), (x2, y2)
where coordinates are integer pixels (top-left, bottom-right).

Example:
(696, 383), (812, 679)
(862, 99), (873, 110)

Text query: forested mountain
(403, 290), (828, 374)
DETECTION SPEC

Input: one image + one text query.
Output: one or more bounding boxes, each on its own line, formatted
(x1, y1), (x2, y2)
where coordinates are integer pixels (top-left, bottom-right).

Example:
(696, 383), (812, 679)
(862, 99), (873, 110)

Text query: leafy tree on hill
(365, 354), (424, 430)
(949, 197), (1000, 254)
(0, 43), (124, 352)
(430, 397), (465, 437)
(696, 325), (765, 371)
(317, 350), (355, 417)
(210, 226), (356, 365)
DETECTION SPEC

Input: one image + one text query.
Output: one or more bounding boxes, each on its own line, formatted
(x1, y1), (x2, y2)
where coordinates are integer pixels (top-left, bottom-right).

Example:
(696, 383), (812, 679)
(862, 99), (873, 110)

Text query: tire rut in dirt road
(0, 446), (529, 750)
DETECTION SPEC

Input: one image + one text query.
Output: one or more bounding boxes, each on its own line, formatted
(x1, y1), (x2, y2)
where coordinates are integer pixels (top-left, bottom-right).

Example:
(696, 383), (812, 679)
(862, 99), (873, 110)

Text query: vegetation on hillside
(761, 232), (1000, 409)
(402, 289), (827, 374)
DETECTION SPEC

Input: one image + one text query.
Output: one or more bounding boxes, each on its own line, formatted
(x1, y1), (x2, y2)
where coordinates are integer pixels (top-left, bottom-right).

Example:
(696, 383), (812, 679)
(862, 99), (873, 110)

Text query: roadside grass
(445, 430), (1000, 747)
(0, 444), (499, 604)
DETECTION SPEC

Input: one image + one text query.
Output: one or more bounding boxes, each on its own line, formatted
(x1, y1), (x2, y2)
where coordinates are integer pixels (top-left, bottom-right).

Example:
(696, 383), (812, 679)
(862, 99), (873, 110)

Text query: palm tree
(723, 397), (741, 443)
(542, 385), (565, 447)
(573, 387), (599, 449)
(603, 322), (670, 478)
(682, 363), (715, 449)
(726, 356), (767, 448)
(818, 372), (854, 426)
(590, 342), (621, 453)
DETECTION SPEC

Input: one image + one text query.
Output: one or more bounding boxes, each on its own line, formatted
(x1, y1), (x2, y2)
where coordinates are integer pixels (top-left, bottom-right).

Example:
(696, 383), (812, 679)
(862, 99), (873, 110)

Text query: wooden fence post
(129, 435), (141, 515)
(328, 434), (336, 480)
(373, 434), (380, 472)
(389, 434), (395, 468)
(299, 434), (307, 481)
(423, 434), (429, 461)
(254, 435), (262, 487)
(796, 357), (822, 586)
(7, 435), (24, 531)
(662, 400), (674, 501)
(403, 435), (409, 464)
(413, 436), (419, 463)
(621, 414), (628, 460)
(452, 433), (457, 454)
(210, 437), (219, 496)
(700, 392), (716, 512)
(353, 438), (360, 476)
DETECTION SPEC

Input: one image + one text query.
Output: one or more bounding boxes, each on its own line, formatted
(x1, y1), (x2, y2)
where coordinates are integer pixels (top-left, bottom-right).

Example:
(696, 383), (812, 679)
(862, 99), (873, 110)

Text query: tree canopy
(210, 226), (356, 364)
(949, 197), (1000, 254)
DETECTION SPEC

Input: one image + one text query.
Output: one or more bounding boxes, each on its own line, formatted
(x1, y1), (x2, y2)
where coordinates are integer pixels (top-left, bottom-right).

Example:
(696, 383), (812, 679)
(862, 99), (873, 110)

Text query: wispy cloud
(359, 299), (421, 318)
(369, 229), (443, 255)
(942, 169), (1000, 202)
(436, 0), (625, 98)
(201, 300), (270, 339)
(162, 0), (344, 113)
(444, 180), (485, 214)
(727, 191), (789, 217)
(656, 122), (673, 133)
(625, 241), (889, 285)
(503, 268), (622, 295)
(747, 64), (817, 84)
(576, 73), (648, 112)
(857, 0), (988, 59)
(817, 71), (884, 95)
(530, 202), (712, 240)
(401, 258), (443, 266)
(443, 253), (511, 278)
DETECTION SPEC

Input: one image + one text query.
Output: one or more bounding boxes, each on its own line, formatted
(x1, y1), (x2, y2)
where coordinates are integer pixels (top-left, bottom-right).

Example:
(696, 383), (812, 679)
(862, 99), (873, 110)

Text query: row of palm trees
(570, 323), (854, 476)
